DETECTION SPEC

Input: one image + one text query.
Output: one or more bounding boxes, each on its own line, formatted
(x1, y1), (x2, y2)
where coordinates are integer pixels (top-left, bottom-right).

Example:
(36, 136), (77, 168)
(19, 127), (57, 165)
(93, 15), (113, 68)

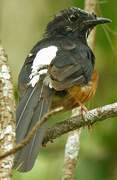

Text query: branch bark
(0, 44), (16, 179)
(61, 108), (81, 180)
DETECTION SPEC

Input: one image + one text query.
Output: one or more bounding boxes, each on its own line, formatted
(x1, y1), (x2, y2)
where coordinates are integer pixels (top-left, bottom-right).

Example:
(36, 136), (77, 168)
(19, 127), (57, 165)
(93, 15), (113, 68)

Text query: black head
(45, 7), (111, 38)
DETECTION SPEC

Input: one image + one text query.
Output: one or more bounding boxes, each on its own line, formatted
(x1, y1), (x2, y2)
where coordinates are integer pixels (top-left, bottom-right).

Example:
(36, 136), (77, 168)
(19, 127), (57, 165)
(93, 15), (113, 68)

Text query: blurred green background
(1, 0), (117, 179)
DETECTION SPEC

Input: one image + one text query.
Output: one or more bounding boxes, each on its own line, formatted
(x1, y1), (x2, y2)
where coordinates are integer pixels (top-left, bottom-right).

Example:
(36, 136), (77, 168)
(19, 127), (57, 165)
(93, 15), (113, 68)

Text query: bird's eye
(70, 14), (77, 22)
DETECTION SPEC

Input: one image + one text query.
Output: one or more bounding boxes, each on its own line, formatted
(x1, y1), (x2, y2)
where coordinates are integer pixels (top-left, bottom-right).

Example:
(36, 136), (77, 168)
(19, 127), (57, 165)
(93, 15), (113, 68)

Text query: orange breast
(51, 69), (98, 110)
(67, 69), (98, 105)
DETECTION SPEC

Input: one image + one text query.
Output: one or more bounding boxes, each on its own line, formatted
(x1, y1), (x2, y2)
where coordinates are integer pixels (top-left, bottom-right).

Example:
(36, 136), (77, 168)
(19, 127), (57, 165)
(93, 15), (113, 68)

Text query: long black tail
(14, 80), (53, 172)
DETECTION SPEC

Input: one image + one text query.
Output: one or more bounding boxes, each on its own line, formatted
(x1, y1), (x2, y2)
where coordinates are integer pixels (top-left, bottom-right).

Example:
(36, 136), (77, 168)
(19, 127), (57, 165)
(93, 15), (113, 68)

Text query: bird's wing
(49, 41), (95, 90)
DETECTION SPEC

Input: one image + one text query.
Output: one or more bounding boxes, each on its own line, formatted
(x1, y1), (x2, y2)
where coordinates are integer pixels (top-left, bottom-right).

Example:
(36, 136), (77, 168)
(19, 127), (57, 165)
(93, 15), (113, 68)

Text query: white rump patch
(29, 46), (58, 87)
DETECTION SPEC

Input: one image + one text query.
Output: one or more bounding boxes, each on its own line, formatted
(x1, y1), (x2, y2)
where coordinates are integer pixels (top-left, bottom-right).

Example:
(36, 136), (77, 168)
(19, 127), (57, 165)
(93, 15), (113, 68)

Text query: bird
(13, 7), (111, 172)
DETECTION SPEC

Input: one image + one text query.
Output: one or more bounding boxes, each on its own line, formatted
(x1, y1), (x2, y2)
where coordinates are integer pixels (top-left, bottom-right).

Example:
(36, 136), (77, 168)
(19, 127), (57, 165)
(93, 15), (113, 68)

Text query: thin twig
(0, 107), (63, 160)
(97, 4), (115, 61)
(104, 24), (117, 36)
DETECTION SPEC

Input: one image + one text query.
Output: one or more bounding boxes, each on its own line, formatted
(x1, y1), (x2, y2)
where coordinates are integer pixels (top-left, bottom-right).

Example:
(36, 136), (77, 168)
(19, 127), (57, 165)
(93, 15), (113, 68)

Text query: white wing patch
(29, 46), (58, 87)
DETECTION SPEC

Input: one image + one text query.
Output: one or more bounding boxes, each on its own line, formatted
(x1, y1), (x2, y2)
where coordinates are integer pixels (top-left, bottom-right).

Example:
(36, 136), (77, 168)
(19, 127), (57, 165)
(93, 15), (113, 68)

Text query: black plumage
(14, 7), (111, 172)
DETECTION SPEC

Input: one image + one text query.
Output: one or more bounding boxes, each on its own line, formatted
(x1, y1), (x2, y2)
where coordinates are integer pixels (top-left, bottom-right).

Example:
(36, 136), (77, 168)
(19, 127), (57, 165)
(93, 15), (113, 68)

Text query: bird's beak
(84, 17), (112, 27)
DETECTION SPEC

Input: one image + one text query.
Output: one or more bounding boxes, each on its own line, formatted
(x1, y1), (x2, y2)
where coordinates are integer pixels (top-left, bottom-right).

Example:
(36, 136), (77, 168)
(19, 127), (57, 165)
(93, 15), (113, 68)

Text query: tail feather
(16, 84), (42, 143)
(14, 80), (53, 172)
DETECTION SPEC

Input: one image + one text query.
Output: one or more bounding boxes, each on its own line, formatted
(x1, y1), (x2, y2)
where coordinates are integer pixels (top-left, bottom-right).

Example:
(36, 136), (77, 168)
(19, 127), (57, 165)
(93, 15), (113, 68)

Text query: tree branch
(43, 103), (117, 145)
(0, 102), (117, 161)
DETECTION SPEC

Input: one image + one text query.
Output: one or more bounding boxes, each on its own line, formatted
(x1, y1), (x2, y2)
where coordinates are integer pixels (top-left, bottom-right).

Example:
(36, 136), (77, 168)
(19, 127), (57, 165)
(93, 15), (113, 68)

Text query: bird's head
(45, 7), (111, 39)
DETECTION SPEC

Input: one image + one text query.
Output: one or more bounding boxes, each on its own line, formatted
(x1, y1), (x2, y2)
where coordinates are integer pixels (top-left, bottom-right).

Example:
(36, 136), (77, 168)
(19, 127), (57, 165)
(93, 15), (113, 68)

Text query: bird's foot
(78, 102), (92, 130)
(78, 102), (88, 119)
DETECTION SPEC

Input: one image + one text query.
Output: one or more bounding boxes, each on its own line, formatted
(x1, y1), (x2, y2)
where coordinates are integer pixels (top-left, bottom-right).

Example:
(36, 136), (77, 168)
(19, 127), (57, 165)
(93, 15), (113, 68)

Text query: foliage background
(0, 0), (117, 179)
